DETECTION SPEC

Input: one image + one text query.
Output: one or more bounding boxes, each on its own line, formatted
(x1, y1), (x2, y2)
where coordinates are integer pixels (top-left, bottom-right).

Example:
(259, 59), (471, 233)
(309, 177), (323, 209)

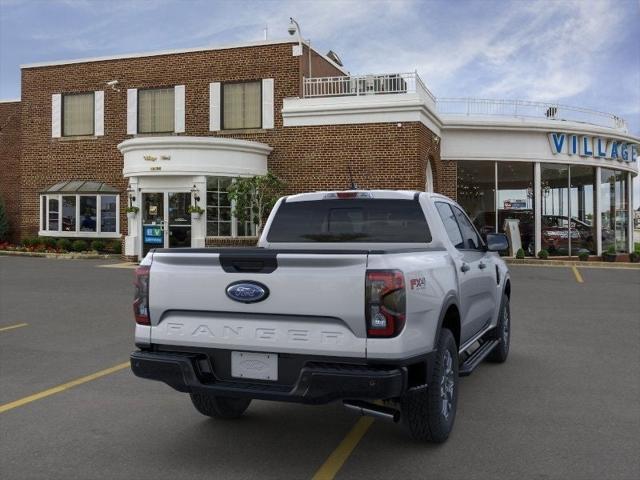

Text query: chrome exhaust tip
(343, 400), (401, 423)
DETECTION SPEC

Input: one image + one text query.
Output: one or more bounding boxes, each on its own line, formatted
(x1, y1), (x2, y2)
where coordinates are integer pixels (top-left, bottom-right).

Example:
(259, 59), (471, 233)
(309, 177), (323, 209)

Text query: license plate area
(231, 351), (278, 381)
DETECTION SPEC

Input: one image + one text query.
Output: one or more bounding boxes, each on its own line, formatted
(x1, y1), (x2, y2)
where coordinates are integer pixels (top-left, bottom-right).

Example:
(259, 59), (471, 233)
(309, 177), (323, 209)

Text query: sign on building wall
(548, 132), (638, 163)
(143, 226), (163, 244)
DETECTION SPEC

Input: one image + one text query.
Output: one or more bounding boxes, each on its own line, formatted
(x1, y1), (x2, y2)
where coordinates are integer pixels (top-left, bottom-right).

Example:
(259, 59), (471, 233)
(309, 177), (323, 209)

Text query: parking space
(1, 257), (639, 479)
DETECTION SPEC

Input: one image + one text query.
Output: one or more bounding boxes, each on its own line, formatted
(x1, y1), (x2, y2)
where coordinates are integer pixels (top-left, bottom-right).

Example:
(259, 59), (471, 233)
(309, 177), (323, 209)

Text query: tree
(0, 196), (9, 242)
(227, 173), (285, 235)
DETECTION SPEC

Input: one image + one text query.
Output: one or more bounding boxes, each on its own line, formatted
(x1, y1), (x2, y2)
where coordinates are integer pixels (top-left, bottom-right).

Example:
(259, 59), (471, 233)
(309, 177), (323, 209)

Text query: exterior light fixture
(191, 184), (201, 203)
(126, 186), (136, 204)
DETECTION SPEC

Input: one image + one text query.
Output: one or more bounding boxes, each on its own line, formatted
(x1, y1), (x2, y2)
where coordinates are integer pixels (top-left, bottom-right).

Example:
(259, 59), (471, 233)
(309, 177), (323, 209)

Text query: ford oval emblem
(226, 281), (269, 304)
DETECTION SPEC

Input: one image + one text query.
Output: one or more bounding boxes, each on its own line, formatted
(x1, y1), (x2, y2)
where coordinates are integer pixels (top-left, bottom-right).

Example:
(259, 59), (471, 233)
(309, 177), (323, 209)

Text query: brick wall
(16, 41), (444, 241)
(0, 101), (21, 242)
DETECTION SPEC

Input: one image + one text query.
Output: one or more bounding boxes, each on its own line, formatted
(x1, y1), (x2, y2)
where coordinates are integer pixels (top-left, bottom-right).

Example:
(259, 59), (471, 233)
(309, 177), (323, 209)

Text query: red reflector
(133, 265), (150, 325)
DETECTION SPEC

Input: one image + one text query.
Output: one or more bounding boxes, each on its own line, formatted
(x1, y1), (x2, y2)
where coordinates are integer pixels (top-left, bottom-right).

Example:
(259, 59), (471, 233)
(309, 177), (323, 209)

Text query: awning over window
(41, 180), (119, 194)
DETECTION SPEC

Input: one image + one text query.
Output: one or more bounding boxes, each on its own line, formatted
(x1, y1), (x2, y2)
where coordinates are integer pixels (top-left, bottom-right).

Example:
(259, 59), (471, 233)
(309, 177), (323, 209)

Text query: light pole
(288, 17), (311, 78)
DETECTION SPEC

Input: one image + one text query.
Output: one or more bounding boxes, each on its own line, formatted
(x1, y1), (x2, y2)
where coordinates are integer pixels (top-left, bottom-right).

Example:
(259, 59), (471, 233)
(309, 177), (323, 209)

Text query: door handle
(479, 262), (487, 270)
(461, 263), (470, 273)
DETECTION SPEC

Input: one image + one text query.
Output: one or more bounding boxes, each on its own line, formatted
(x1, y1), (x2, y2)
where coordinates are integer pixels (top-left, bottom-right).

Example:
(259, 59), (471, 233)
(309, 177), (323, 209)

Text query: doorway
(141, 192), (191, 257)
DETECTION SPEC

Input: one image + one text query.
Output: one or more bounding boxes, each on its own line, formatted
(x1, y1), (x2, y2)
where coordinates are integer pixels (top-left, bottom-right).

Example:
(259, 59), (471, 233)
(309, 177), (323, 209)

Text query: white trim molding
(127, 89), (137, 135)
(282, 93), (442, 135)
(174, 85), (186, 133)
(209, 82), (221, 131)
(262, 78), (275, 129)
(94, 90), (104, 136)
(51, 94), (61, 138)
(118, 136), (272, 178)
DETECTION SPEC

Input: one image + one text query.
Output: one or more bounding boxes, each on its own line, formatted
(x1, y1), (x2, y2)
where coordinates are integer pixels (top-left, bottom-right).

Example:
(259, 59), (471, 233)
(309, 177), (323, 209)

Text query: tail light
(365, 270), (406, 337)
(133, 265), (150, 325)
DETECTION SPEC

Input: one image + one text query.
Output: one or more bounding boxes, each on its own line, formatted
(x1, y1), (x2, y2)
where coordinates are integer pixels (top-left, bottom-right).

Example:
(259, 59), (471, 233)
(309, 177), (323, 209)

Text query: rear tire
(190, 393), (251, 419)
(487, 294), (510, 363)
(400, 328), (458, 443)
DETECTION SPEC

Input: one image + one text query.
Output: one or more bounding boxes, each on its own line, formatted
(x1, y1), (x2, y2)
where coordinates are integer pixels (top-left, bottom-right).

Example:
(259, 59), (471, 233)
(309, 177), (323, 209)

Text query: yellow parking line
(571, 265), (584, 283)
(311, 416), (374, 480)
(0, 362), (129, 414)
(0, 323), (28, 333)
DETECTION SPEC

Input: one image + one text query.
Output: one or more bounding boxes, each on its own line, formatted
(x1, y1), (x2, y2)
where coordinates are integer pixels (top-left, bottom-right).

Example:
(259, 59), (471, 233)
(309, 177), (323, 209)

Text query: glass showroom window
(222, 81), (261, 130)
(456, 161), (496, 236)
(62, 92), (94, 136)
(40, 194), (119, 237)
(601, 169), (628, 253)
(206, 177), (256, 237)
(541, 164), (570, 256)
(138, 88), (175, 133)
(497, 162), (534, 255)
(569, 166), (596, 255)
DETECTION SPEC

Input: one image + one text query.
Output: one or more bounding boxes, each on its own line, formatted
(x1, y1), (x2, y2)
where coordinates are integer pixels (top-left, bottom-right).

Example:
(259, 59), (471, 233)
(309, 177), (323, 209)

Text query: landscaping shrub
(578, 251), (589, 261)
(40, 237), (58, 249)
(57, 238), (73, 251)
(537, 249), (549, 260)
(0, 197), (9, 242)
(515, 248), (525, 259)
(109, 240), (122, 254)
(90, 240), (106, 252)
(21, 237), (35, 247)
(71, 239), (88, 252)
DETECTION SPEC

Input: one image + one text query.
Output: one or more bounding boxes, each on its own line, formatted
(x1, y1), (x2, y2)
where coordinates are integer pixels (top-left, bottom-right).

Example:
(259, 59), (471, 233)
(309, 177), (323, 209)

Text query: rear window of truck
(266, 199), (432, 243)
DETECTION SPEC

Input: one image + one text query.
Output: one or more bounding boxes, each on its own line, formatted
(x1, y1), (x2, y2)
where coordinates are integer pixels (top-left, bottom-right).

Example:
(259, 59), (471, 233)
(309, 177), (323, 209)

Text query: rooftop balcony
(302, 74), (628, 132)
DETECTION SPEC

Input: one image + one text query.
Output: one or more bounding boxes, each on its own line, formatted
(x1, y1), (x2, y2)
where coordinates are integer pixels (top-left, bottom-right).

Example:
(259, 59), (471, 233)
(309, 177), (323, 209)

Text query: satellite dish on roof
(326, 50), (343, 67)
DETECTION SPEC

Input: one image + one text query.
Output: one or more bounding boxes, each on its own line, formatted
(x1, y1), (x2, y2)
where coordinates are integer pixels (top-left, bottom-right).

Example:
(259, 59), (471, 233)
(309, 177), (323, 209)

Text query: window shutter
(51, 94), (61, 138)
(174, 85), (185, 133)
(262, 78), (274, 129)
(94, 91), (104, 136)
(127, 88), (137, 135)
(209, 82), (221, 131)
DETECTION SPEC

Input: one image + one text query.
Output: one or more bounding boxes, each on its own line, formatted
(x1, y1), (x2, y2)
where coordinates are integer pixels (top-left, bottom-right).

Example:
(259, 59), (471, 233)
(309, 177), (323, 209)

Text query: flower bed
(0, 237), (122, 255)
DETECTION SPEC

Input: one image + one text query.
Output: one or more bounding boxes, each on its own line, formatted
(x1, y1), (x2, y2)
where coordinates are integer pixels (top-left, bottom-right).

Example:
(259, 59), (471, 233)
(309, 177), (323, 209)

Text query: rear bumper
(130, 350), (407, 404)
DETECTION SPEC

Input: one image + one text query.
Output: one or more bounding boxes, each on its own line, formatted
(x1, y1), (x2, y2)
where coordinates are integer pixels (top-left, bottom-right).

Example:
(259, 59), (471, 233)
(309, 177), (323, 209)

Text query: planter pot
(126, 212), (137, 221)
(191, 212), (202, 221)
(603, 253), (618, 262)
(630, 253), (640, 263)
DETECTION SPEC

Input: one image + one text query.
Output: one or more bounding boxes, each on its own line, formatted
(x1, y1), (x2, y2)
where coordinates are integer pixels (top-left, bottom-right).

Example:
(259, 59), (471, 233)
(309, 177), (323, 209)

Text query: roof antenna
(347, 160), (358, 190)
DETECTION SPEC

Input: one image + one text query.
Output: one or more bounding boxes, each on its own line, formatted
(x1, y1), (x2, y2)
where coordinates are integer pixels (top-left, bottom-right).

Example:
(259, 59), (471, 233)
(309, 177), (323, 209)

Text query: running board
(459, 339), (500, 377)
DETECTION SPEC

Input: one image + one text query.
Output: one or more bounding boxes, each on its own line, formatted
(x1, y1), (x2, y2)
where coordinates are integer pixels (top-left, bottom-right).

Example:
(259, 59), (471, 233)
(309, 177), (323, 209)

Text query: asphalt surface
(1, 256), (639, 480)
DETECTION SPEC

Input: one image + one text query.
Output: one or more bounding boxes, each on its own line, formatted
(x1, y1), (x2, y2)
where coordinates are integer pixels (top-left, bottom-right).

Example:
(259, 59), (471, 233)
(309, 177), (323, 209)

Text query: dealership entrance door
(141, 192), (191, 257)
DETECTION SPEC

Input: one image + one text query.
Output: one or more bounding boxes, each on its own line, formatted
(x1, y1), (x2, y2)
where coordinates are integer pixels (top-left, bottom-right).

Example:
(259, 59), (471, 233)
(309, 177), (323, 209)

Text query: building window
(601, 169), (628, 253)
(39, 194), (120, 237)
(206, 176), (256, 237)
(457, 161), (496, 237)
(222, 81), (261, 130)
(62, 92), (94, 136)
(138, 88), (175, 133)
(497, 162), (534, 255)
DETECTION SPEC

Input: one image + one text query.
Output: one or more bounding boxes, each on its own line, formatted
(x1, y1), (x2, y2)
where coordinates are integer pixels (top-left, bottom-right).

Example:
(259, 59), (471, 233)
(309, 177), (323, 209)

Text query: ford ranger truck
(130, 191), (511, 442)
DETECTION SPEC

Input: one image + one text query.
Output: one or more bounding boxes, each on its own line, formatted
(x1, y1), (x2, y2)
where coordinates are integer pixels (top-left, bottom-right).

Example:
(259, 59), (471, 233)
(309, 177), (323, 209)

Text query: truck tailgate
(148, 250), (368, 357)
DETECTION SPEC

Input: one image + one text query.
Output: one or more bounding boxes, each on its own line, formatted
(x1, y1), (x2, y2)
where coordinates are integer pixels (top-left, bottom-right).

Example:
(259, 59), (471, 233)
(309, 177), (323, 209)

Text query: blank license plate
(231, 351), (278, 381)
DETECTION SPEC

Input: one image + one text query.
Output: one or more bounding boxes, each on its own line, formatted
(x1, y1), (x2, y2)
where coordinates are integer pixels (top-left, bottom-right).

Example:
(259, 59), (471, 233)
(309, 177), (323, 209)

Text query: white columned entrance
(119, 137), (271, 259)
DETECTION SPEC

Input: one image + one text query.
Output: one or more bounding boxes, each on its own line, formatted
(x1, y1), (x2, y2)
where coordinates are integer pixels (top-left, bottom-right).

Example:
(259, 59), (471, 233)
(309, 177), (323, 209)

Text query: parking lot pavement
(1, 257), (639, 480)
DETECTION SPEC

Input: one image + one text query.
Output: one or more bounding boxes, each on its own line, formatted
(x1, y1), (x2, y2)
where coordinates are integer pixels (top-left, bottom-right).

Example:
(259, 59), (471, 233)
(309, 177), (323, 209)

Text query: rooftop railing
(301, 74), (627, 131)
(436, 98), (628, 131)
(303, 72), (436, 102)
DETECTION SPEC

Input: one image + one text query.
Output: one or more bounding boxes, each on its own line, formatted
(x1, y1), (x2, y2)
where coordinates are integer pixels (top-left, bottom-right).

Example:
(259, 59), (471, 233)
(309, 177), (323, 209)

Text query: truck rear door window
(267, 199), (431, 243)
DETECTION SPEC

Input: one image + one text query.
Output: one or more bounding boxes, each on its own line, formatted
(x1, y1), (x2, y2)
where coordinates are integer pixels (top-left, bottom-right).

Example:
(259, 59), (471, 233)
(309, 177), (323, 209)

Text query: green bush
(634, 243), (640, 254)
(537, 249), (549, 260)
(578, 251), (589, 261)
(0, 196), (9, 241)
(40, 237), (58, 249)
(21, 237), (35, 247)
(109, 240), (122, 254)
(606, 244), (616, 255)
(91, 240), (106, 252)
(71, 239), (88, 252)
(515, 248), (525, 259)
(57, 238), (73, 251)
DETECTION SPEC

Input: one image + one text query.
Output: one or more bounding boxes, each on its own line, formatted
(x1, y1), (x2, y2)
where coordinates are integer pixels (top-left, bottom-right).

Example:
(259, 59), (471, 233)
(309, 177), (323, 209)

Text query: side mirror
(486, 233), (509, 252)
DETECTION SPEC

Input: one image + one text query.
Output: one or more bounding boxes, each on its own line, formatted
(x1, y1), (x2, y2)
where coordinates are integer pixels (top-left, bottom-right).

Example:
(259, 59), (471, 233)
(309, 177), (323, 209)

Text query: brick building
(0, 38), (638, 259)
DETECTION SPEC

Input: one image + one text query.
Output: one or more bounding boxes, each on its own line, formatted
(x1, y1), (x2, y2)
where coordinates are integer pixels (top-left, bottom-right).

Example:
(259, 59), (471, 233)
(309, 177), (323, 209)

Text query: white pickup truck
(131, 190), (511, 442)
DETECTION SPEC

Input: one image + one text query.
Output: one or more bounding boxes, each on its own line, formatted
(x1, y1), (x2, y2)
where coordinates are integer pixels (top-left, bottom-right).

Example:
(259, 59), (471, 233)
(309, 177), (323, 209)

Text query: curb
(0, 250), (121, 260)
(505, 258), (640, 269)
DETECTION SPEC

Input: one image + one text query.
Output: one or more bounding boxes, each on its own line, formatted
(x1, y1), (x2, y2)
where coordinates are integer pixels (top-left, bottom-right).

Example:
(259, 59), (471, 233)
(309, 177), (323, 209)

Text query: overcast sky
(1, 0), (638, 204)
